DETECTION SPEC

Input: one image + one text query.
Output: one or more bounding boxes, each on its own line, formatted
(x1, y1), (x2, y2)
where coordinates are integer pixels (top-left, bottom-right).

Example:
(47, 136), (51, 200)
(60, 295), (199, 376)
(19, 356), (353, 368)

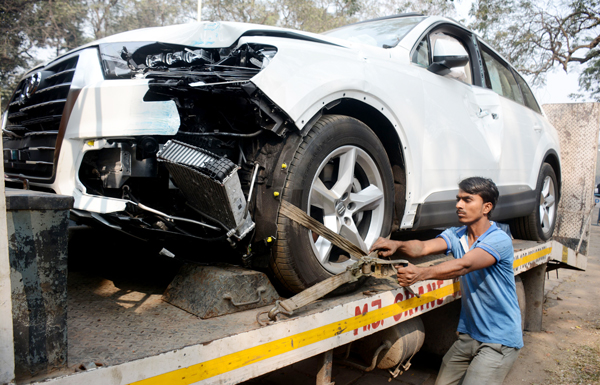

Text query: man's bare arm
(370, 237), (448, 258)
(396, 248), (497, 286)
(398, 238), (449, 258)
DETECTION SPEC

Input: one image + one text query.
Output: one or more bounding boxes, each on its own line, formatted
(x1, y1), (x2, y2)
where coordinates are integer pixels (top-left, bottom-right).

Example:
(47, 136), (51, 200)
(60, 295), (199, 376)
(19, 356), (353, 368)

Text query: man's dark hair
(458, 177), (499, 218)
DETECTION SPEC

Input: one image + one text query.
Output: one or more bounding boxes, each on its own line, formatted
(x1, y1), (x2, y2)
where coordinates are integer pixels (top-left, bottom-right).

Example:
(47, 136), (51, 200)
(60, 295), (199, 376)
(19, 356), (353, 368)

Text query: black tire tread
(271, 115), (388, 293)
(271, 117), (331, 292)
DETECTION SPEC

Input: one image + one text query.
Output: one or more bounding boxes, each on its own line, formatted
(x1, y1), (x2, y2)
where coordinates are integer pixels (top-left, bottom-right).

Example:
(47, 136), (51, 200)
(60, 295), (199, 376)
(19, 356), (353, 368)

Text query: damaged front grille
(157, 140), (255, 239)
(3, 54), (79, 181)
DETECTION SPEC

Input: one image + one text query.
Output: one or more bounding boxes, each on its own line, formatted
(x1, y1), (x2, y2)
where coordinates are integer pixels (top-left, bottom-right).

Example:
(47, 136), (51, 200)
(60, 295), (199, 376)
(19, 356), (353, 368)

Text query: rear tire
(510, 163), (558, 241)
(272, 115), (394, 293)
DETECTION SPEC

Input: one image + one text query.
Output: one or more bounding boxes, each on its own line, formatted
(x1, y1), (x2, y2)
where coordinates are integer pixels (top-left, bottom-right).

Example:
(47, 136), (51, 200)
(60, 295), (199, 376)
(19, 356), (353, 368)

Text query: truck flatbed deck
(22, 228), (583, 385)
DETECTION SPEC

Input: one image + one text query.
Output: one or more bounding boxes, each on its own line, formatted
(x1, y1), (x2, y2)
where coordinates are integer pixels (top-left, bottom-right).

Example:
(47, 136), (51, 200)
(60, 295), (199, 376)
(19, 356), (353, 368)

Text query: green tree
(388, 0), (455, 16)
(1, 0), (87, 108)
(202, 0), (279, 25)
(1, 0), (34, 106)
(357, 0), (455, 21)
(1, 0), (195, 109)
(470, 0), (600, 100)
(117, 0), (196, 31)
(202, 0), (455, 33)
(87, 0), (122, 39)
(276, 0), (359, 32)
(87, 0), (196, 40)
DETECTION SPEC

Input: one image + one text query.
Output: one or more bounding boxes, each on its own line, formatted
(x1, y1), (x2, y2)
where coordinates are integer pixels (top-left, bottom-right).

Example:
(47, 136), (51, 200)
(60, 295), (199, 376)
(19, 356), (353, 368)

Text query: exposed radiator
(157, 140), (254, 239)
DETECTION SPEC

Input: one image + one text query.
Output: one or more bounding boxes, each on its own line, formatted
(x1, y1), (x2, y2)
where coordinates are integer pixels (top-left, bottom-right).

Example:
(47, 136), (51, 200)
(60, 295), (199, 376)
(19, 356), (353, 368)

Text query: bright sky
(454, 0), (589, 105)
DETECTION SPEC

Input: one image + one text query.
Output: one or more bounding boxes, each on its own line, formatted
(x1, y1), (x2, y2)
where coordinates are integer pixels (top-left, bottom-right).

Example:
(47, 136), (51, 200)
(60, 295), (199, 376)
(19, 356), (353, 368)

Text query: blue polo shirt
(438, 222), (523, 349)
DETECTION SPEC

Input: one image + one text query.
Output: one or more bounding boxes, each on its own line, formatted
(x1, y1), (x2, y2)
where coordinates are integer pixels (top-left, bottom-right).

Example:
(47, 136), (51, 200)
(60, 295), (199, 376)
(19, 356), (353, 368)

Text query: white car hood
(87, 21), (342, 48)
(31, 21), (383, 75)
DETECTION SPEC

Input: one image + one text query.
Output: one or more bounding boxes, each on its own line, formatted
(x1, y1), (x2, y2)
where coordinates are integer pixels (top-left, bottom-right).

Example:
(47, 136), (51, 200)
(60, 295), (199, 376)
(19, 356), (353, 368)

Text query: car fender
(529, 118), (562, 193)
(247, 36), (429, 227)
(533, 145), (562, 193)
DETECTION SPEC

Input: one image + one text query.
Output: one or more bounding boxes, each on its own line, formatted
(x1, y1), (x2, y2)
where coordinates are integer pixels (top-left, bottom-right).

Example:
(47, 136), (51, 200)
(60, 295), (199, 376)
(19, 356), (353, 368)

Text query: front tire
(510, 163), (558, 241)
(272, 115), (394, 293)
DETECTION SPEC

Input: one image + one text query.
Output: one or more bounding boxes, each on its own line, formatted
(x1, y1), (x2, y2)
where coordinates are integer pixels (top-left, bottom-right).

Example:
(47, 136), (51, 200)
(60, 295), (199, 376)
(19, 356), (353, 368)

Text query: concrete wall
(543, 102), (600, 254)
(596, 148), (600, 187)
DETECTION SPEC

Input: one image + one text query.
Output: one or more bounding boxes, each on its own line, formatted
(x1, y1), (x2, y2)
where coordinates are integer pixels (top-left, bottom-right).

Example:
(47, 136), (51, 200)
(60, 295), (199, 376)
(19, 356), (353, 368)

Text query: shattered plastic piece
(80, 362), (97, 371)
(159, 248), (176, 258)
(249, 57), (263, 68)
(184, 48), (214, 63)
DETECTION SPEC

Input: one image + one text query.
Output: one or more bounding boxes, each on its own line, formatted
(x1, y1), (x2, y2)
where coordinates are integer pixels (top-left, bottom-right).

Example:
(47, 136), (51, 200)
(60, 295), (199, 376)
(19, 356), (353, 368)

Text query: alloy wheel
(539, 175), (556, 236)
(307, 145), (385, 274)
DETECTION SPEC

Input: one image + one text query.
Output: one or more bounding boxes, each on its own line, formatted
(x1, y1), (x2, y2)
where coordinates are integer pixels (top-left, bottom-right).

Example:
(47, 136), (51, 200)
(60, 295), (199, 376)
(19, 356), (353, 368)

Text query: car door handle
(534, 124), (543, 132)
(476, 109), (499, 120)
(476, 108), (490, 118)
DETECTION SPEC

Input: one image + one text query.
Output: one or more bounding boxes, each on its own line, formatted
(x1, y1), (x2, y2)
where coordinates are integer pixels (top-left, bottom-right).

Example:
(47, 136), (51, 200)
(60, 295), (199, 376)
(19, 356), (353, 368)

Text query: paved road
(247, 223), (598, 385)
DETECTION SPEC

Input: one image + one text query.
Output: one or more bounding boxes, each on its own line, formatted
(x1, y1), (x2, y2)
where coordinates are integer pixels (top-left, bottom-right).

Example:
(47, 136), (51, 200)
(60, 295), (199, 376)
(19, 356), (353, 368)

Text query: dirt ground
(251, 221), (600, 385)
(502, 223), (600, 385)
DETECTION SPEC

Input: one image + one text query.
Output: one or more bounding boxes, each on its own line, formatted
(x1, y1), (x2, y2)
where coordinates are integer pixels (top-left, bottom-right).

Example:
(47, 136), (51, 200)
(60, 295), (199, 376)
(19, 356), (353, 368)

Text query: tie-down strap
(279, 200), (368, 259)
(258, 201), (414, 324)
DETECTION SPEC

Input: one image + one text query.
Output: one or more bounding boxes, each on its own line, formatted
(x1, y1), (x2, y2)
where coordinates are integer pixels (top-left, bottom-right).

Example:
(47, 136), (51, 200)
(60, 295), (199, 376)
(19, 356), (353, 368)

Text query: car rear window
(322, 16), (425, 48)
(514, 72), (542, 114)
(481, 48), (524, 105)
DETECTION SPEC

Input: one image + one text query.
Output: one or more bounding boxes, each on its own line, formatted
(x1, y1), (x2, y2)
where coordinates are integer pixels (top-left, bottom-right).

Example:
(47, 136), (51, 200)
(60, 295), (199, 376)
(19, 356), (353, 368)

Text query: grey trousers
(435, 333), (520, 385)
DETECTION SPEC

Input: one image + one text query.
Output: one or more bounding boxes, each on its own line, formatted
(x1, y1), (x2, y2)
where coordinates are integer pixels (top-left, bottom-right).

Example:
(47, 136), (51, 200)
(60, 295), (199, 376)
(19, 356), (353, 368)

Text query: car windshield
(322, 16), (425, 48)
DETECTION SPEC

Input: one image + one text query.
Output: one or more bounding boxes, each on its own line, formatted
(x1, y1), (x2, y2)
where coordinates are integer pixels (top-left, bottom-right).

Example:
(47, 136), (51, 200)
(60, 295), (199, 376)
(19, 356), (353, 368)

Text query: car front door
(410, 25), (502, 227)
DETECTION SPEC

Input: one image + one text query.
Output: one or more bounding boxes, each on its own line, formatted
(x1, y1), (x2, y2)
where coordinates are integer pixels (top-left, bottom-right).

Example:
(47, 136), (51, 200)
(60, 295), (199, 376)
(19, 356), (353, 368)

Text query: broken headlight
(99, 42), (218, 79)
(220, 44), (277, 70)
(146, 48), (214, 67)
(99, 42), (152, 79)
(98, 42), (277, 80)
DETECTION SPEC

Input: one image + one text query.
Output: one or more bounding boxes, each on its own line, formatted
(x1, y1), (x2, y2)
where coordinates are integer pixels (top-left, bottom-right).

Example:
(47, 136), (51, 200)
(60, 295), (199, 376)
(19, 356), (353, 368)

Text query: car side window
(412, 37), (430, 68)
(514, 72), (542, 114)
(430, 33), (472, 85)
(481, 48), (524, 104)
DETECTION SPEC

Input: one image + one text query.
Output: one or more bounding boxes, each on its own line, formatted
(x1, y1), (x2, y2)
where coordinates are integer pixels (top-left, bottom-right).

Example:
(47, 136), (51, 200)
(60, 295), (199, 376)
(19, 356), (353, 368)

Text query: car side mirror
(427, 38), (469, 76)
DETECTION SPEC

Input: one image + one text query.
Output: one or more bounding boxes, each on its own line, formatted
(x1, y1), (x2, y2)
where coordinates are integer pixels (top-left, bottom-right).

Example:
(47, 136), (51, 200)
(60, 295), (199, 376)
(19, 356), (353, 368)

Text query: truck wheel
(272, 115), (394, 293)
(510, 163), (558, 241)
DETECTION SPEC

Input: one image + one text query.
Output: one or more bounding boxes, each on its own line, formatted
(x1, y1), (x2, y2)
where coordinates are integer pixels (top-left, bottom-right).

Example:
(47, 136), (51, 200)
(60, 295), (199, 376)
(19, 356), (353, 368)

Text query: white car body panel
(248, 37), (428, 226)
(244, 17), (558, 227)
(67, 80), (180, 140)
(43, 49), (163, 212)
(7, 16), (561, 229)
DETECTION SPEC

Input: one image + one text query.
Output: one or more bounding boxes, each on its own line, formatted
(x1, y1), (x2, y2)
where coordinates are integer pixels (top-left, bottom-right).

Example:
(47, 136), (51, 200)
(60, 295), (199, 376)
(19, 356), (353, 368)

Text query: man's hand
(370, 237), (400, 257)
(396, 263), (423, 286)
(370, 237), (447, 259)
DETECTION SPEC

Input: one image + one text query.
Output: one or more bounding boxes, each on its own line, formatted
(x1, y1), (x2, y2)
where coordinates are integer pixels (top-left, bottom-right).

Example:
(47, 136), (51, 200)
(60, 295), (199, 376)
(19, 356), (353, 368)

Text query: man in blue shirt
(370, 177), (522, 385)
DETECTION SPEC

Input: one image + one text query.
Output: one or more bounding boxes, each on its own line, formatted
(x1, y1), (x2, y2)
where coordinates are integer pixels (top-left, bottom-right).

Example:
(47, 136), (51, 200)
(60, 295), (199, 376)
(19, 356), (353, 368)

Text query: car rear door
(478, 44), (541, 190)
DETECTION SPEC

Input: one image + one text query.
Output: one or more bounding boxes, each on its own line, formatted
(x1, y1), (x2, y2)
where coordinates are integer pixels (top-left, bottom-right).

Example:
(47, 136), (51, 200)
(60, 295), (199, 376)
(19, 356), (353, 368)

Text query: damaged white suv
(2, 14), (561, 292)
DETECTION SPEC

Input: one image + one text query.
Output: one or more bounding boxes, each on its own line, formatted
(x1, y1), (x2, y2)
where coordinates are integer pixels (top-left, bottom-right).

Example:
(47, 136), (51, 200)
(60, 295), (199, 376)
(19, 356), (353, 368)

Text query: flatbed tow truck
(0, 102), (596, 385)
(0, 198), (589, 385)
(1, 222), (588, 385)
